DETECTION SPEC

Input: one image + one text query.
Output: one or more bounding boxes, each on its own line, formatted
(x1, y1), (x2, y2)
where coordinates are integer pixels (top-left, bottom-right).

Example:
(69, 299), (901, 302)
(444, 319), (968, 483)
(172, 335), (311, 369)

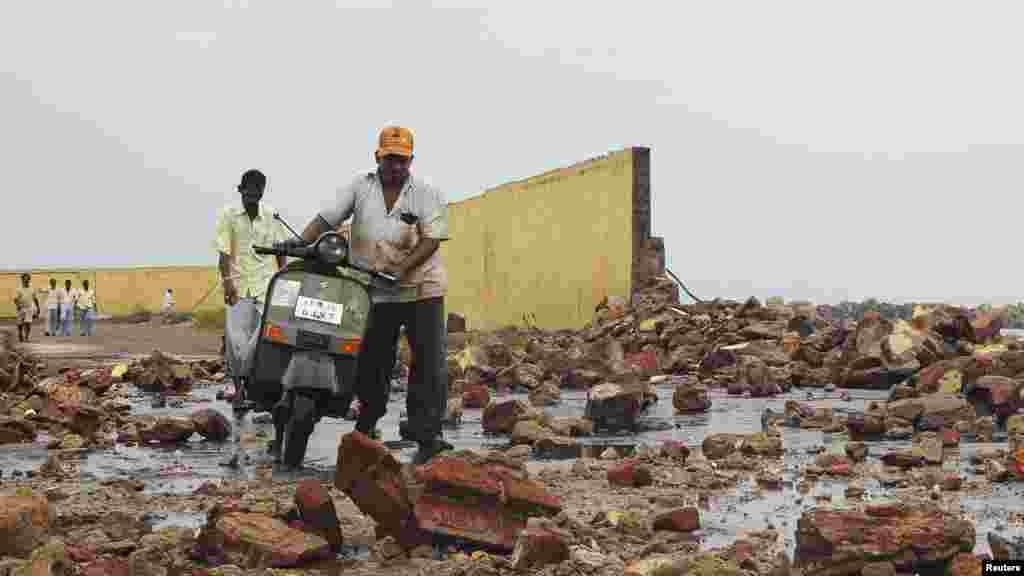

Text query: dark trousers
(355, 297), (447, 444)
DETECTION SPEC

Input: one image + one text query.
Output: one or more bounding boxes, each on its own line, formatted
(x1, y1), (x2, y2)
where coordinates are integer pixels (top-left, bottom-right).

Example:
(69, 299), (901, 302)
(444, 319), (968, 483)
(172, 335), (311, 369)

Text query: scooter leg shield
(282, 394), (317, 468)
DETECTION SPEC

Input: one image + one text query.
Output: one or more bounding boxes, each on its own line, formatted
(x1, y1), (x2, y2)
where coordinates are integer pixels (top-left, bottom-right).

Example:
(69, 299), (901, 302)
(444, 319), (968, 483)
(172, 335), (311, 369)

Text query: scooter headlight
(315, 232), (347, 265)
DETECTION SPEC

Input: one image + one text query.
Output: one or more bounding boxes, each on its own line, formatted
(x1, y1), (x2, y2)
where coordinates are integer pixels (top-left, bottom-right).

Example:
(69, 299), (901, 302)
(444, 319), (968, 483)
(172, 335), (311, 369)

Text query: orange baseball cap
(376, 126), (414, 158)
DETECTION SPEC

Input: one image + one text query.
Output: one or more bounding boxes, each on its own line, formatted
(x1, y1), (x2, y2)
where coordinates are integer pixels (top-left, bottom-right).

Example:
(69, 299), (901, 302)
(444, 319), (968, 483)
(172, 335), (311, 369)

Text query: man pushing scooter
(295, 125), (453, 465)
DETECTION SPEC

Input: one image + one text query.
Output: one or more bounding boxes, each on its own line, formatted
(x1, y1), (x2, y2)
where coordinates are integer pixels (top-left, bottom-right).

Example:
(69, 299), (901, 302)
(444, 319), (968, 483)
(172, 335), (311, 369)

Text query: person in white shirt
(60, 279), (77, 337)
(44, 278), (63, 336)
(77, 280), (98, 337)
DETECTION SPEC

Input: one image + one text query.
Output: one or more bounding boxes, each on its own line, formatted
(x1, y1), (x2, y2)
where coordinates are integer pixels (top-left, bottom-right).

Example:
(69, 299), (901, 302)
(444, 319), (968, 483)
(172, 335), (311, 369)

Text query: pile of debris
(0, 341), (230, 450)
(123, 350), (225, 393)
(443, 276), (1017, 426)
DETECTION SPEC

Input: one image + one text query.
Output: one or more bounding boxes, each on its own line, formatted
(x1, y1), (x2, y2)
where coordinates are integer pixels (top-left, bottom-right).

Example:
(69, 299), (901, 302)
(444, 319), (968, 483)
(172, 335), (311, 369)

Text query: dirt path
(5, 320), (223, 371)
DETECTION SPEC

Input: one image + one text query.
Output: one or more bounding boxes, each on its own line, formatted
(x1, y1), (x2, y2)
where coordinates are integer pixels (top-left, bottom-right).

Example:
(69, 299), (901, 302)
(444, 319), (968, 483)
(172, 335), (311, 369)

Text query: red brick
(462, 385), (491, 409)
(413, 492), (524, 551)
(511, 518), (571, 569)
(607, 460), (653, 487)
(652, 507), (700, 532)
(624, 351), (658, 376)
(414, 456), (562, 513)
(334, 432), (420, 546)
(295, 480), (343, 549)
(942, 429), (961, 447)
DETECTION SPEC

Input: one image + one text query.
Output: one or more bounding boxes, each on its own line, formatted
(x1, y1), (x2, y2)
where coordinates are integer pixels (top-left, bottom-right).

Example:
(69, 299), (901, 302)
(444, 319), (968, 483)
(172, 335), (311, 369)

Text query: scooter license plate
(294, 296), (344, 326)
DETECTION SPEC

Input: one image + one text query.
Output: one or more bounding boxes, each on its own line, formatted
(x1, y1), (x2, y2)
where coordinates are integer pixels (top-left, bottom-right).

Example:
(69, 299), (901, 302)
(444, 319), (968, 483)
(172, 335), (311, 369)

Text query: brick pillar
(630, 147), (652, 296)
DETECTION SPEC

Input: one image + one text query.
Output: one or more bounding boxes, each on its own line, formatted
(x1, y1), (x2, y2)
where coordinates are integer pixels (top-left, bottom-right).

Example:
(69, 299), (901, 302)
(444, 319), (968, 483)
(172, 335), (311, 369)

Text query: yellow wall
(0, 266), (223, 318)
(2, 149), (644, 330)
(441, 149), (638, 331)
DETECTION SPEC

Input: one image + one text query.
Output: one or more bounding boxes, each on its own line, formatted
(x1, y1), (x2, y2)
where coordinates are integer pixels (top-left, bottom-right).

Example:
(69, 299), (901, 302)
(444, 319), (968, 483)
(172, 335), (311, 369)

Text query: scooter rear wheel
(281, 394), (316, 469)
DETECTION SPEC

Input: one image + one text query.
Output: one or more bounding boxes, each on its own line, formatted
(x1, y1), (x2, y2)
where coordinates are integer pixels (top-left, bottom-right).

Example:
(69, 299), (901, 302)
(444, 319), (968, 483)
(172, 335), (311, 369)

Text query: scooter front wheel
(281, 393), (317, 469)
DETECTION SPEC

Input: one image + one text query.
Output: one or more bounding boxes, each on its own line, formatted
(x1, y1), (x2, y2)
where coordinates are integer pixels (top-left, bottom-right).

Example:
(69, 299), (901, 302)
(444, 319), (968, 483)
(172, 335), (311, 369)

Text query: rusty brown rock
(528, 381), (561, 407)
(482, 399), (541, 434)
(652, 507), (700, 532)
(672, 379), (711, 413)
(0, 416), (36, 445)
(948, 553), (982, 576)
(510, 518), (571, 570)
(190, 408), (232, 442)
(212, 512), (332, 567)
(796, 504), (974, 574)
(607, 460), (653, 487)
(412, 452), (561, 551)
(0, 492), (53, 558)
(136, 416), (196, 444)
(462, 384), (490, 409)
(334, 432), (419, 545)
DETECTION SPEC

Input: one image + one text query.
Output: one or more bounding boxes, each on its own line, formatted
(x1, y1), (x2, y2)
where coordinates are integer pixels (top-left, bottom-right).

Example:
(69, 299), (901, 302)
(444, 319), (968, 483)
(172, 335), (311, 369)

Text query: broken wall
(442, 147), (652, 331)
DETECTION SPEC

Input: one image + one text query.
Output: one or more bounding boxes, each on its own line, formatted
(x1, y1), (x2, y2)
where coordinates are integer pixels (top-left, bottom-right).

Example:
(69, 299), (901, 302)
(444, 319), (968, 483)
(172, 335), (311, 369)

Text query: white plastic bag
(224, 300), (262, 378)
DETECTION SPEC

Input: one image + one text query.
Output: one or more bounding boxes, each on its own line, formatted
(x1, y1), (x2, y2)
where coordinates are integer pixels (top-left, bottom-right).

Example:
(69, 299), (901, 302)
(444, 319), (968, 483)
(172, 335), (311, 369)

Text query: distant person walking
(161, 288), (176, 321)
(44, 278), (64, 337)
(13, 273), (40, 343)
(77, 280), (97, 336)
(60, 279), (76, 337)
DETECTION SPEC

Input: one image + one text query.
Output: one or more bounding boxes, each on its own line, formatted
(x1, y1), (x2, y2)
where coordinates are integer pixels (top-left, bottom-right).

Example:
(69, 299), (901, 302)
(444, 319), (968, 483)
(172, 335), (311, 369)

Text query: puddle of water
(2, 381), (1022, 558)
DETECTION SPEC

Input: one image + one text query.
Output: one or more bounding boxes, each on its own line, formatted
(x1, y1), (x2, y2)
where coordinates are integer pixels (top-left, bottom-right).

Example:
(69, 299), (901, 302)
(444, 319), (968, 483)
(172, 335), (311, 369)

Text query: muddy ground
(1, 320), (1023, 575)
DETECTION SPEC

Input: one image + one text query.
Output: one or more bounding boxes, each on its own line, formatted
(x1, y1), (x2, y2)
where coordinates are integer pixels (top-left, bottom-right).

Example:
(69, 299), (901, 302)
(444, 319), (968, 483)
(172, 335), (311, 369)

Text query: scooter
(235, 214), (398, 468)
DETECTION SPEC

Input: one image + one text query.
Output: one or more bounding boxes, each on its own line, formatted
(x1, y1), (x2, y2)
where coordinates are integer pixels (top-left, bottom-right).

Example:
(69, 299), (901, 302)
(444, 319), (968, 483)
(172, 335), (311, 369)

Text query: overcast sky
(1, 1), (1021, 306)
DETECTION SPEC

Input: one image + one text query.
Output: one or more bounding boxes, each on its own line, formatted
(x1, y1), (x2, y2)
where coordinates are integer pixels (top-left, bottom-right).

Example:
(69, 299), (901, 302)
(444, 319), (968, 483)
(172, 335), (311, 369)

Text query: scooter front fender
(281, 350), (340, 395)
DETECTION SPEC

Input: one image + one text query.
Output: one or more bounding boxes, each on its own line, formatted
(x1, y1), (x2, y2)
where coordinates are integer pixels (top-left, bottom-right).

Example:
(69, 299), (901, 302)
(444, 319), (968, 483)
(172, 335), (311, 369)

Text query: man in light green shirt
(213, 169), (289, 305)
(213, 169), (289, 397)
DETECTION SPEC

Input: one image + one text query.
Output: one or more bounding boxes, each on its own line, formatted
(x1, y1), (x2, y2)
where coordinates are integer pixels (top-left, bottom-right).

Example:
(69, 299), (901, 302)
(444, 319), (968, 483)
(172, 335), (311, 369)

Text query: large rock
(0, 493), (53, 558)
(497, 363), (544, 391)
(885, 394), (975, 430)
(511, 421), (552, 446)
(334, 432), (419, 546)
(482, 399), (540, 434)
(528, 381), (561, 407)
(210, 512), (332, 567)
(988, 532), (1024, 561)
(702, 433), (742, 460)
(294, 480), (343, 550)
(795, 503), (975, 574)
(190, 409), (232, 442)
(136, 416), (196, 444)
(412, 452), (562, 551)
(42, 379), (98, 420)
(672, 379), (711, 413)
(584, 379), (656, 430)
(129, 350), (194, 392)
(510, 518), (571, 570)
(0, 417), (36, 445)
(972, 375), (1023, 421)
(737, 357), (780, 397)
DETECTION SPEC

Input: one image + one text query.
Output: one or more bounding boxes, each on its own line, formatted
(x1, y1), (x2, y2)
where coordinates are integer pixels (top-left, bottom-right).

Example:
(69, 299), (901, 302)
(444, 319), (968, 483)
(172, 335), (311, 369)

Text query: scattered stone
(652, 507), (700, 532)
(191, 409), (232, 442)
(294, 480), (343, 551)
(0, 492), (52, 557)
(607, 460), (653, 487)
(795, 503), (974, 574)
(510, 517), (571, 570)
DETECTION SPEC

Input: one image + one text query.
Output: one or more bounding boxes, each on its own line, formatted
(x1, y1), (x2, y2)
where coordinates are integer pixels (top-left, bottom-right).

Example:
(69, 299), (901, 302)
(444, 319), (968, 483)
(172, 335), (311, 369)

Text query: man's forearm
(218, 253), (233, 281)
(301, 217), (329, 243)
(399, 239), (440, 274)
